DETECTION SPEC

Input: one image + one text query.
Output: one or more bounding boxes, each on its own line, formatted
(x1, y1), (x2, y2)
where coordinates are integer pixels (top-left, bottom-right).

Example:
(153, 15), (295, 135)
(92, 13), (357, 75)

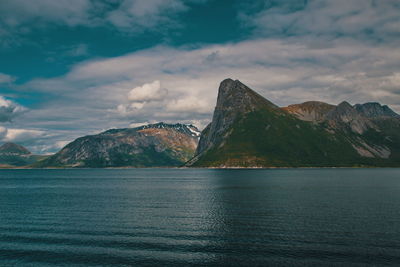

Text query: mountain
(36, 122), (200, 168)
(354, 102), (400, 118)
(187, 79), (400, 167)
(0, 142), (31, 155)
(0, 143), (46, 167)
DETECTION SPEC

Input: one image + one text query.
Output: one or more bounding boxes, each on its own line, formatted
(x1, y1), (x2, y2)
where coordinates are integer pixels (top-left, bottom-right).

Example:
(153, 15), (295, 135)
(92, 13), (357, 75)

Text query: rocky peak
(354, 102), (400, 118)
(102, 122), (200, 138)
(216, 79), (278, 113)
(0, 142), (31, 155)
(195, 79), (279, 156)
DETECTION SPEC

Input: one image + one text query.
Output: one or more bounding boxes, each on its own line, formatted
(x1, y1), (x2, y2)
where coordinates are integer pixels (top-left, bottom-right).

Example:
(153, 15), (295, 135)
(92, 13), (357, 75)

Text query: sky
(1, 0), (400, 154)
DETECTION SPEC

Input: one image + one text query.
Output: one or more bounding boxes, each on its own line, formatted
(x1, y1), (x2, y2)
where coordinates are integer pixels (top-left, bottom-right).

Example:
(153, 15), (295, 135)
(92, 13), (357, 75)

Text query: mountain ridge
(35, 122), (200, 168)
(3, 79), (400, 168)
(187, 79), (400, 167)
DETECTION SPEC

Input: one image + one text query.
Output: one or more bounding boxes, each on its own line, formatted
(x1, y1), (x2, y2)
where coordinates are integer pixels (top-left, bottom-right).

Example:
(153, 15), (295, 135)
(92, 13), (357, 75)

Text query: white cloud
(166, 96), (211, 114)
(2, 128), (46, 143)
(128, 80), (167, 102)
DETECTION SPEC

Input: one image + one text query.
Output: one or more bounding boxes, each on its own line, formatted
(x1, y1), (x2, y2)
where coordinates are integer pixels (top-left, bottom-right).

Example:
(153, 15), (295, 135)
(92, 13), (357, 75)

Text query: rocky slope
(187, 79), (400, 167)
(37, 123), (200, 168)
(282, 101), (335, 122)
(0, 143), (46, 167)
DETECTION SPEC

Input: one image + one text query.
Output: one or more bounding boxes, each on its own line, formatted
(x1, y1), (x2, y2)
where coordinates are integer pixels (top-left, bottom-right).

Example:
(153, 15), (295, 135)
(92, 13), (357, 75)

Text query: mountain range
(187, 79), (400, 167)
(3, 78), (400, 168)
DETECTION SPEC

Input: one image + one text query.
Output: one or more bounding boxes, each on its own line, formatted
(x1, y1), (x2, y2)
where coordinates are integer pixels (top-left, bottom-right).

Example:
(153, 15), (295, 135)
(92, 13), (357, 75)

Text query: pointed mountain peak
(216, 78), (278, 112)
(327, 101), (358, 119)
(191, 79), (281, 159)
(218, 79), (254, 96)
(0, 142), (31, 155)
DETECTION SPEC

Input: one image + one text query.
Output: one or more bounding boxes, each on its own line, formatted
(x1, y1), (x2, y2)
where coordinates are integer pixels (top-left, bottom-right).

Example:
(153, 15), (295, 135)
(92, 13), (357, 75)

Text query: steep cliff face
(188, 79), (400, 167)
(195, 78), (279, 157)
(37, 123), (199, 168)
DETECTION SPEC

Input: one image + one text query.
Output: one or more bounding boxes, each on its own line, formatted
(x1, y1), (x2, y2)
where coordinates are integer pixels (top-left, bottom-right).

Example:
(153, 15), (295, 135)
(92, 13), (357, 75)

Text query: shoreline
(0, 166), (399, 170)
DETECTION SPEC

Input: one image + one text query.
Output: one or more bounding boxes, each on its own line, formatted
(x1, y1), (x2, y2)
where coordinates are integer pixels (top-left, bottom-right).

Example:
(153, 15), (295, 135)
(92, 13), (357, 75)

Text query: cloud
(128, 80), (167, 102)
(166, 96), (210, 113)
(0, 0), (92, 27)
(0, 0), (205, 44)
(0, 73), (15, 84)
(0, 96), (27, 122)
(2, 128), (46, 143)
(107, 0), (187, 30)
(0, 0), (94, 47)
(242, 0), (400, 42)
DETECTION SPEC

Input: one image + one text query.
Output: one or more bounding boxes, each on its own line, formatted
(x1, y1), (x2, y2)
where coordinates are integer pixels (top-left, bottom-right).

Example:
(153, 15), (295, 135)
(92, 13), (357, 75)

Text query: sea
(0, 168), (400, 266)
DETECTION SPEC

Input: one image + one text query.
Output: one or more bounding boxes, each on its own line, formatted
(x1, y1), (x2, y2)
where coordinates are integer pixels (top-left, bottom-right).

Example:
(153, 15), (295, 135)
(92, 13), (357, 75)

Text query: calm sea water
(1, 169), (400, 266)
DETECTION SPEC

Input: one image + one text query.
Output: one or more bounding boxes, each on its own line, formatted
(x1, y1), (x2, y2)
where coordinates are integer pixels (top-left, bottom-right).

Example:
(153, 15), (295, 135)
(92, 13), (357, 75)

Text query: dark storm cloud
(0, 96), (26, 122)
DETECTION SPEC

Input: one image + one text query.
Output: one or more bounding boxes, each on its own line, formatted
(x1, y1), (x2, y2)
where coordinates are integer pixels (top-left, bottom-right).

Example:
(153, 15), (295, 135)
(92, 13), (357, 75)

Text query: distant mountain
(36, 122), (200, 168)
(0, 142), (31, 155)
(0, 143), (46, 167)
(187, 79), (400, 167)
